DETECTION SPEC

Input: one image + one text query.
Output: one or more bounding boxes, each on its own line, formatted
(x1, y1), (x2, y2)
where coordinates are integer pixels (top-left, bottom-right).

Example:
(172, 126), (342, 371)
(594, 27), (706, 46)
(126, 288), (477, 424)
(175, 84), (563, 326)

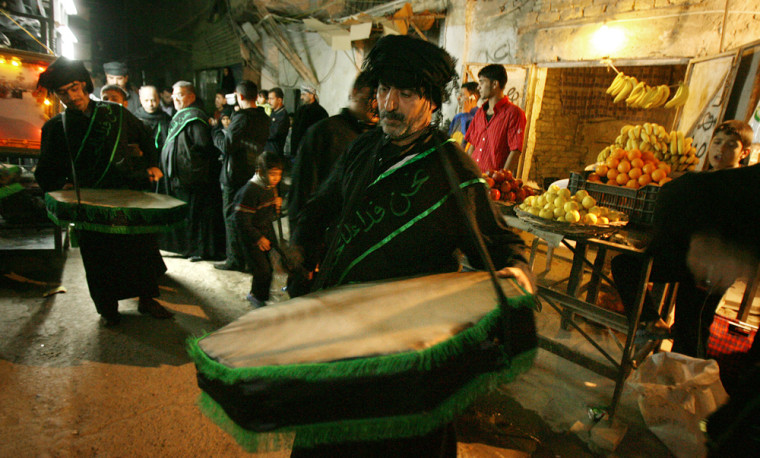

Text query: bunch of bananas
(662, 130), (698, 172)
(605, 72), (688, 109)
(663, 83), (689, 109)
(596, 123), (697, 172)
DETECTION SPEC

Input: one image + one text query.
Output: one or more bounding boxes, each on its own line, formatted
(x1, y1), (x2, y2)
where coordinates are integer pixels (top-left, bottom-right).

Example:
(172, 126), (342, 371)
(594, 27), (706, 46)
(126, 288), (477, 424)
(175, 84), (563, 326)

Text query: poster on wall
(0, 50), (55, 155)
(677, 51), (739, 170)
(463, 63), (529, 109)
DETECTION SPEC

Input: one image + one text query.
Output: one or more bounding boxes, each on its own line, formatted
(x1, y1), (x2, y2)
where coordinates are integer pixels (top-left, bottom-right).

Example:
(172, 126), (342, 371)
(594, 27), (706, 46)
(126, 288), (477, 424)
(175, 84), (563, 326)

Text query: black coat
(288, 108), (371, 225)
(214, 107), (271, 189)
(266, 107), (289, 156)
(289, 101), (328, 156)
(292, 126), (529, 289)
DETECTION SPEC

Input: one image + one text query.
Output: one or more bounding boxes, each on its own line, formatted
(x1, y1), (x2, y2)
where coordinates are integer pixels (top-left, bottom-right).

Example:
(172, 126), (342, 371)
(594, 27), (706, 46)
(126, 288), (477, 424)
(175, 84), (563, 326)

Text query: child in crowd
(706, 120), (752, 170)
(611, 119), (754, 355)
(219, 106), (234, 129)
(233, 152), (283, 308)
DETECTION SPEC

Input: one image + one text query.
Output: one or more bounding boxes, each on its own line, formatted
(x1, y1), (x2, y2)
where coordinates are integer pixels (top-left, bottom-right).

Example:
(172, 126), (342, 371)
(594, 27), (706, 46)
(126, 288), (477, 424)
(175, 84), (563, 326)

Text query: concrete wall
(259, 29), (363, 117)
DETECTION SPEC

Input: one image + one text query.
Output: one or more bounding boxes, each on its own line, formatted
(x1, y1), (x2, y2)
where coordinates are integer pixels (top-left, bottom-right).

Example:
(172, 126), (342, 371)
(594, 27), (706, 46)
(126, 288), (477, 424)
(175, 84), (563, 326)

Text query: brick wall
(529, 66), (683, 186)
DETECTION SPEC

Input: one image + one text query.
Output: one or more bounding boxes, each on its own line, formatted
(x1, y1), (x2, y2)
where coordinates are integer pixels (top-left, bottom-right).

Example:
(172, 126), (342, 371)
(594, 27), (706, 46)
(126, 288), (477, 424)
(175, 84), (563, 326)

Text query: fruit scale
(507, 215), (674, 420)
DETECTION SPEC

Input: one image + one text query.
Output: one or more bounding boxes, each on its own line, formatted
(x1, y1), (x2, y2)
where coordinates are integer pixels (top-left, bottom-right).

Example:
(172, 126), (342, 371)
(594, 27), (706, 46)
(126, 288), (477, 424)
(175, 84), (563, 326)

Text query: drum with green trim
(188, 271), (537, 453)
(45, 188), (187, 234)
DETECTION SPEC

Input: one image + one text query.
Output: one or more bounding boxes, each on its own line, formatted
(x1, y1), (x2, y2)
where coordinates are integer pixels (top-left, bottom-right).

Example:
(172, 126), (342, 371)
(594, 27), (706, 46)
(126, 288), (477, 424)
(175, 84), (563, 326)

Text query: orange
(617, 160), (631, 173)
(611, 148), (625, 160)
(657, 162), (671, 174)
(607, 169), (619, 181)
(628, 167), (642, 180)
(606, 157), (620, 169)
(631, 158), (644, 169)
(616, 172), (629, 185)
(627, 149), (642, 161)
(642, 163), (656, 175)
(595, 164), (609, 176)
(625, 179), (639, 189)
(587, 173), (602, 182)
(659, 177), (672, 185)
(641, 151), (655, 161)
(638, 174), (652, 186)
(651, 169), (665, 182)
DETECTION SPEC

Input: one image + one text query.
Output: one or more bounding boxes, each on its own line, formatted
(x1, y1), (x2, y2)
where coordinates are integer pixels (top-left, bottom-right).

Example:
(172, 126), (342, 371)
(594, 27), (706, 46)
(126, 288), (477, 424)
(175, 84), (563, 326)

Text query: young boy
(233, 152), (283, 308)
(707, 120), (752, 170)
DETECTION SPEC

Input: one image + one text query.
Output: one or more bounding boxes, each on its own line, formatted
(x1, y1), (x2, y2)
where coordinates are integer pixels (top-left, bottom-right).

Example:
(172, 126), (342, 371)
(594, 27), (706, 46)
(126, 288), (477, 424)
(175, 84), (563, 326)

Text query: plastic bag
(627, 352), (728, 458)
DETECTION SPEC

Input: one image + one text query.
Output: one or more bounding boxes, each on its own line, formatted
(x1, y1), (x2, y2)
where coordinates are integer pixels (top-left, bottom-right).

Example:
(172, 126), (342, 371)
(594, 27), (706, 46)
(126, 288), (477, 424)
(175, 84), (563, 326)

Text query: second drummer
(290, 35), (534, 456)
(35, 57), (173, 326)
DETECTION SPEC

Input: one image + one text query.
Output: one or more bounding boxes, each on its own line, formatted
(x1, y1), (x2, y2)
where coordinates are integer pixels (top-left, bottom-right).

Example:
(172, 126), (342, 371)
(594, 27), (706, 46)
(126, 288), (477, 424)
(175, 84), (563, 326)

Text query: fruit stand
(499, 63), (700, 420)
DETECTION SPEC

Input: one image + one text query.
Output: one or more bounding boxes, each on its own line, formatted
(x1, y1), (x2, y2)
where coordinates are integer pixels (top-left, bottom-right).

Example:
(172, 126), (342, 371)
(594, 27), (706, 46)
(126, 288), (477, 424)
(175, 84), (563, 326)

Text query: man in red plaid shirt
(465, 64), (526, 173)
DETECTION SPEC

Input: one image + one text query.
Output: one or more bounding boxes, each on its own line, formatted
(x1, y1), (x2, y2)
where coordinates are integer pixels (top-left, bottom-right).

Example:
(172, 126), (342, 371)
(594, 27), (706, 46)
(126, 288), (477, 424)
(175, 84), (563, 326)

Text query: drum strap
(435, 143), (513, 356)
(61, 111), (82, 216)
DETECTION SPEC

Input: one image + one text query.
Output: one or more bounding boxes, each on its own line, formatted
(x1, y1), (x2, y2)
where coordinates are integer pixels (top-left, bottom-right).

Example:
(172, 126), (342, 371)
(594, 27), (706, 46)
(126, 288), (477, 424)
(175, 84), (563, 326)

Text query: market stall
(0, 49), (62, 254)
(498, 38), (760, 420)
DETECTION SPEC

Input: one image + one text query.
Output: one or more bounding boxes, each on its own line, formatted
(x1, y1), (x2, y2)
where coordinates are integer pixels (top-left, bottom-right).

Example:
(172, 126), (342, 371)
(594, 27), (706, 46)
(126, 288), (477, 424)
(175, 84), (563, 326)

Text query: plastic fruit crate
(568, 172), (660, 226)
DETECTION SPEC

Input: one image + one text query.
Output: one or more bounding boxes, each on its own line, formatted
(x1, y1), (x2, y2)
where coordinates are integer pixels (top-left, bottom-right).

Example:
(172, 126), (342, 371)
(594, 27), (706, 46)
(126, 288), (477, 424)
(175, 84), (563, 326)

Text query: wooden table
(506, 215), (662, 419)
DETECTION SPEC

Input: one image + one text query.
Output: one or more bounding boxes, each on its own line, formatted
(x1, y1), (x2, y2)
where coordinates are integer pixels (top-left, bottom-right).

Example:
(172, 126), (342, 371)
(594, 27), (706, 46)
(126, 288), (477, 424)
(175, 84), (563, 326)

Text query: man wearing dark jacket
(288, 71), (377, 228)
(265, 87), (289, 156)
(160, 81), (224, 261)
(288, 84), (328, 160)
(134, 85), (171, 152)
(213, 80), (271, 271)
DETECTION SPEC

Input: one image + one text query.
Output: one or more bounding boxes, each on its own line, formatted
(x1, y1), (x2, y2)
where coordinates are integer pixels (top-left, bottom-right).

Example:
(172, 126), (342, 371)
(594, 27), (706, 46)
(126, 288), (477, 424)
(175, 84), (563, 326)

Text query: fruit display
(606, 72), (688, 109)
(517, 185), (626, 225)
(483, 169), (536, 203)
(596, 123), (697, 173)
(589, 148), (672, 189)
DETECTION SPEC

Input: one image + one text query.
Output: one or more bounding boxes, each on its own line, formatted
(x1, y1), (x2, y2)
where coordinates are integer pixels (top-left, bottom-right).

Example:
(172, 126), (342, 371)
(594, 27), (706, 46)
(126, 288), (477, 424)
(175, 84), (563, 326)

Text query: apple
(500, 181), (511, 193)
(493, 171), (506, 184)
(515, 188), (526, 202)
(506, 191), (516, 202)
(489, 188), (500, 201)
(484, 177), (495, 188)
(504, 170), (513, 181)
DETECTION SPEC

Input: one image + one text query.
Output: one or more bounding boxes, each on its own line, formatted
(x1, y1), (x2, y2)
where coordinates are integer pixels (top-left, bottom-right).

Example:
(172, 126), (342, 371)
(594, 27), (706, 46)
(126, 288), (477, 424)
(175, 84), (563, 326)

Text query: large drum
(189, 271), (537, 452)
(45, 188), (187, 234)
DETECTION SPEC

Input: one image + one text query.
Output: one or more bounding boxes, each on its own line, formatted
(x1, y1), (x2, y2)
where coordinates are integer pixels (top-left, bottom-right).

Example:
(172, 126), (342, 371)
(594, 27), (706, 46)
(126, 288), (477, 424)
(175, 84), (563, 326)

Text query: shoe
(214, 262), (245, 272)
(245, 293), (266, 308)
(188, 256), (203, 262)
(100, 312), (122, 327)
(138, 298), (174, 319)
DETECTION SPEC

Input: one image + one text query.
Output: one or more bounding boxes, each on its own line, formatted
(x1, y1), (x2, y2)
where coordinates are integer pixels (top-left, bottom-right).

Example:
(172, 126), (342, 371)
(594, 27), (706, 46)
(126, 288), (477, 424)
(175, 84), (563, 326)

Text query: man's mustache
(380, 111), (405, 122)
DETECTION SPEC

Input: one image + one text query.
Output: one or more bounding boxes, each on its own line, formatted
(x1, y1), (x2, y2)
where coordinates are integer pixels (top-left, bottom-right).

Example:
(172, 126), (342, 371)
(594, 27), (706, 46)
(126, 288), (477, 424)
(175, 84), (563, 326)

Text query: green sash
(160, 107), (207, 181)
(68, 102), (123, 188)
(324, 140), (486, 287)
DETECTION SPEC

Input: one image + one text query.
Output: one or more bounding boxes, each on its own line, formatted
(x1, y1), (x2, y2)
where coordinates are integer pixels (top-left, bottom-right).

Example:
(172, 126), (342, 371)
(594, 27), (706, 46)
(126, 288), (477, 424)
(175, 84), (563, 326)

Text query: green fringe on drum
(0, 183), (24, 200)
(196, 349), (536, 452)
(44, 193), (188, 234)
(46, 210), (186, 235)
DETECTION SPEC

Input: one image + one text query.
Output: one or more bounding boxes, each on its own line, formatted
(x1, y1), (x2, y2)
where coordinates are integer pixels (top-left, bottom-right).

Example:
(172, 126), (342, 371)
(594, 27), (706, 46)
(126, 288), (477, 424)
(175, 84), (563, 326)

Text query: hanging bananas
(664, 83), (689, 109)
(606, 72), (687, 109)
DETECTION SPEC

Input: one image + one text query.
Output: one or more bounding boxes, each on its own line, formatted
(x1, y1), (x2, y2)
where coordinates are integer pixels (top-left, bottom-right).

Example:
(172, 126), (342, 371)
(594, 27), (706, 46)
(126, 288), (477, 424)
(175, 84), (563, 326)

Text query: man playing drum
(35, 58), (173, 326)
(290, 35), (534, 456)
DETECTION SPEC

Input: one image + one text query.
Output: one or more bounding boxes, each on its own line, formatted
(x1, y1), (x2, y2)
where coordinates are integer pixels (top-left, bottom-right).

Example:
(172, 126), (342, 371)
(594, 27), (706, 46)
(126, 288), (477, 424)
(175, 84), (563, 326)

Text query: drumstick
(273, 186), (284, 244)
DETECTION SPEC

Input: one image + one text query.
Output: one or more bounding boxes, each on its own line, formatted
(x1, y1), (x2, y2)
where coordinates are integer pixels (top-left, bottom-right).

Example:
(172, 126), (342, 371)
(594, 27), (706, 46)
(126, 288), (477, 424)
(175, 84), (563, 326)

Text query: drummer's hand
(497, 265), (535, 294)
(257, 236), (271, 251)
(687, 232), (756, 290)
(147, 167), (163, 182)
(274, 197), (283, 212)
